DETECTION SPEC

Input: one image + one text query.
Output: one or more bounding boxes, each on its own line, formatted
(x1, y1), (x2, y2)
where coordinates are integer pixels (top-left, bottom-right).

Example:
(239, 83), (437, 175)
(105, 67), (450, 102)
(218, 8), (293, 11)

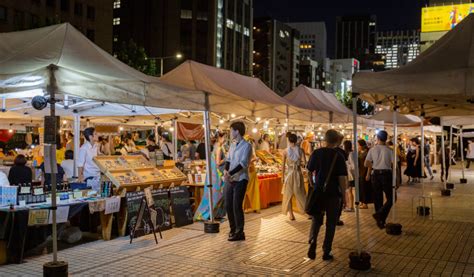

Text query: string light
(119, 126), (124, 131)
(231, 113), (236, 118)
(219, 119), (224, 124)
(63, 120), (67, 125)
(256, 117), (261, 122)
(169, 127), (174, 132)
(252, 127), (258, 133)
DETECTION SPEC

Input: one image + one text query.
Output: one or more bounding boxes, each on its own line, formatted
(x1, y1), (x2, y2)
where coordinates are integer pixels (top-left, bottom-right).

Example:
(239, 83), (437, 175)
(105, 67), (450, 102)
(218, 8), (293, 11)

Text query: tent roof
(284, 85), (351, 115)
(440, 116), (474, 128)
(0, 23), (204, 110)
(353, 14), (474, 116)
(161, 60), (341, 122)
(369, 110), (421, 126)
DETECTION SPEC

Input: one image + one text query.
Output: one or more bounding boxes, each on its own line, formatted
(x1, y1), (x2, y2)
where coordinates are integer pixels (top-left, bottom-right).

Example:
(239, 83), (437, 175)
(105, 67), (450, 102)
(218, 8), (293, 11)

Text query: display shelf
(117, 155), (154, 169)
(255, 150), (282, 165)
(106, 169), (142, 187)
(94, 156), (128, 171)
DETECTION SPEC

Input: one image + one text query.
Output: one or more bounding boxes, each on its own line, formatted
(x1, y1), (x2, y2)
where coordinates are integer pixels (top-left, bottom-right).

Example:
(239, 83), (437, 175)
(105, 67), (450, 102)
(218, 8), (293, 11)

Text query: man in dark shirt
(195, 141), (207, 160)
(306, 129), (348, 261)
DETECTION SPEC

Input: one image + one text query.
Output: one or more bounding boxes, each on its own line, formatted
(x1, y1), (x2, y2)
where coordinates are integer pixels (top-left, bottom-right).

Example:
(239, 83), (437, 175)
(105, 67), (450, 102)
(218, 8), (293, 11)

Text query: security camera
(31, 95), (49, 110)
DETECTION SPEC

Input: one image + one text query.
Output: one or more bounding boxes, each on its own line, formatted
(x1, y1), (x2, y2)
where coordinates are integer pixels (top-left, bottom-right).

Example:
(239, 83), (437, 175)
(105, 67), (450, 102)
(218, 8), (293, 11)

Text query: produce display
(255, 150), (283, 166)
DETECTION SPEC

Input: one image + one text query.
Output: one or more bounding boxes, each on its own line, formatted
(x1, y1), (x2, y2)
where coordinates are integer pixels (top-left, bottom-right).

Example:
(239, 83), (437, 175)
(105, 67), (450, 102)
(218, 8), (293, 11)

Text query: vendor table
(258, 176), (283, 209)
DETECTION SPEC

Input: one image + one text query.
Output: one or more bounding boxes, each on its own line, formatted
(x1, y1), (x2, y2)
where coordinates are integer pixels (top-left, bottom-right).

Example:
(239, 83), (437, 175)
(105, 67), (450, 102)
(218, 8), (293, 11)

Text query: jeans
(224, 179), (248, 234)
(424, 156), (433, 177)
(308, 197), (341, 254)
(371, 171), (393, 223)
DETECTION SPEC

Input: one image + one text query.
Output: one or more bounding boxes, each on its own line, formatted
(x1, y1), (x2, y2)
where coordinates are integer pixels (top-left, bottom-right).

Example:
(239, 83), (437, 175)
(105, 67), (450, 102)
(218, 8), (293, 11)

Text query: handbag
(304, 150), (338, 216)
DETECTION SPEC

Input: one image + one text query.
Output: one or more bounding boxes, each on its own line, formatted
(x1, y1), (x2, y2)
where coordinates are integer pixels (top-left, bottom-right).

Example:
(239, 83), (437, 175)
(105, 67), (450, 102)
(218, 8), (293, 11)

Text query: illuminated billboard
(421, 3), (474, 32)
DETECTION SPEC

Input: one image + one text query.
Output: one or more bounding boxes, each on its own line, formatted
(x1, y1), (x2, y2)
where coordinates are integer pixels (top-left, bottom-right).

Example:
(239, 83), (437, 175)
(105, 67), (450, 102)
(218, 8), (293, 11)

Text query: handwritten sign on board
(28, 209), (49, 226)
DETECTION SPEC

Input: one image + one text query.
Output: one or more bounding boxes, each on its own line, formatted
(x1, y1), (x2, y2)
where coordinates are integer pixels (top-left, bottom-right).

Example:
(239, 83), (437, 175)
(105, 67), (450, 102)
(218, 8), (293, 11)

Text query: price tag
(34, 188), (44, 195)
(105, 197), (121, 215)
(73, 191), (83, 199)
(20, 186), (31, 194)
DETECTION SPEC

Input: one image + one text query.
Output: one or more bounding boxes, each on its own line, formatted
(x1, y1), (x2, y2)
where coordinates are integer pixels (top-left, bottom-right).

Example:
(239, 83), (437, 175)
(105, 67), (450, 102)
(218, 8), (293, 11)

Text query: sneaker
(322, 253), (334, 261)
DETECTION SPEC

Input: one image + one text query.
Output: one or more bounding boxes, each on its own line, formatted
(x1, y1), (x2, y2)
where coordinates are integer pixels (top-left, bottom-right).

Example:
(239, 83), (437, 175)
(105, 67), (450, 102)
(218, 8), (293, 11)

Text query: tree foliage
(335, 90), (374, 115)
(116, 39), (157, 76)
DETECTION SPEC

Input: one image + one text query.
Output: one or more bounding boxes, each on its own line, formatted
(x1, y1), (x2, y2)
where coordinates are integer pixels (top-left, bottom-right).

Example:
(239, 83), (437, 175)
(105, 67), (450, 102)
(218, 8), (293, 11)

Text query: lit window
(113, 0), (121, 9)
(180, 10), (192, 19)
(113, 17), (120, 25)
(226, 19), (234, 29)
(243, 27), (250, 36)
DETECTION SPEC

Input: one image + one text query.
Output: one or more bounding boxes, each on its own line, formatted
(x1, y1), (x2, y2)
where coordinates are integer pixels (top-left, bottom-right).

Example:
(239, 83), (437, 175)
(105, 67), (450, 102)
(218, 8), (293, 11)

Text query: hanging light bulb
(256, 117), (261, 122)
(318, 127), (322, 131)
(8, 129), (13, 133)
(63, 120), (67, 125)
(231, 113), (236, 118)
(119, 126), (124, 131)
(252, 127), (258, 133)
(284, 122), (288, 127)
(202, 124), (205, 128)
(339, 125), (343, 128)
(302, 132), (307, 137)
(219, 119), (224, 124)
(317, 132), (321, 135)
(169, 127), (175, 132)
(265, 120), (270, 125)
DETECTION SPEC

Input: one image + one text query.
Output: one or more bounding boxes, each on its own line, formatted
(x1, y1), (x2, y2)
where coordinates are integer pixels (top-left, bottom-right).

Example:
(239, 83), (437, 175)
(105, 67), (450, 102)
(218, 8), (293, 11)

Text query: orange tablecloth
(258, 176), (283, 209)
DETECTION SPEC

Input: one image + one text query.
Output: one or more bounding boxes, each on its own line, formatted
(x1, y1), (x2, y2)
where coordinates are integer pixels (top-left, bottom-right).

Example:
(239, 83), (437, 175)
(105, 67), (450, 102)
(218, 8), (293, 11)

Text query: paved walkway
(1, 166), (474, 276)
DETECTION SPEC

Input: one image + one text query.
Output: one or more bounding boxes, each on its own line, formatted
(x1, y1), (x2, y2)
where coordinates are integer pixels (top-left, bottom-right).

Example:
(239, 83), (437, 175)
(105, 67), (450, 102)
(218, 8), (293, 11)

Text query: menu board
(169, 186), (193, 227)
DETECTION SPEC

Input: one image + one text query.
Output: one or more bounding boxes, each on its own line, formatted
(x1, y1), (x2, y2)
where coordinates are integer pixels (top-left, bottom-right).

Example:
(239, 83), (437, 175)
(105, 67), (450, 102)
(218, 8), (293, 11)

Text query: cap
(377, 130), (388, 142)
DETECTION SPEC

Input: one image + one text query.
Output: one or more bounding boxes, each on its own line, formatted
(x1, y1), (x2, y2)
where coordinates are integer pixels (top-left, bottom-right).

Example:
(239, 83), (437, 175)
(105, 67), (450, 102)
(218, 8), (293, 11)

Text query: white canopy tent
(0, 23), (204, 111)
(369, 110), (421, 126)
(353, 14), (474, 117)
(285, 85), (351, 115)
(160, 60), (343, 123)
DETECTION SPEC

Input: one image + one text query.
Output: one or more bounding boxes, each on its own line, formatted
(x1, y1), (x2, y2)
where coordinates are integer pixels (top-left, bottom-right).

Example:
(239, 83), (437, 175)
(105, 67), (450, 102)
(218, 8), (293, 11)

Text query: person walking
(224, 122), (252, 241)
(281, 133), (307, 221)
(365, 130), (394, 229)
(465, 140), (474, 169)
(424, 138), (434, 180)
(306, 130), (348, 261)
(343, 140), (355, 212)
(439, 141), (451, 182)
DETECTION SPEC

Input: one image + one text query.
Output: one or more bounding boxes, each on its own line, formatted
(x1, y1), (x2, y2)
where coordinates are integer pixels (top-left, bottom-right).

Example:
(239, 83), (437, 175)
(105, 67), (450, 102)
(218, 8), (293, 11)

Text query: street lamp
(148, 53), (183, 77)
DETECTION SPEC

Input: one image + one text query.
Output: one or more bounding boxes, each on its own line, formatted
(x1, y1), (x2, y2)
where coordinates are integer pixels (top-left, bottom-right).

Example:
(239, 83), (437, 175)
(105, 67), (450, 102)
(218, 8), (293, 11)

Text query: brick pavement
(1, 166), (474, 276)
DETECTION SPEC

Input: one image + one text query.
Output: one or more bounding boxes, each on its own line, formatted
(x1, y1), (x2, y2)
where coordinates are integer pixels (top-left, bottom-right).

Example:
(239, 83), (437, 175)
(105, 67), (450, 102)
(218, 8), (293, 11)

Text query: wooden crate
(106, 169), (143, 187)
(117, 155), (154, 169)
(94, 156), (127, 172)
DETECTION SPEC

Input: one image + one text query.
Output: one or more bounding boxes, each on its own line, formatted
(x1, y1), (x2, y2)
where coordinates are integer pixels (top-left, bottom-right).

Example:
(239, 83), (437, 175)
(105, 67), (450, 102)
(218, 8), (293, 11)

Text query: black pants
(371, 171), (393, 223)
(309, 197), (341, 254)
(466, 159), (473, 168)
(441, 162), (450, 180)
(224, 179), (248, 234)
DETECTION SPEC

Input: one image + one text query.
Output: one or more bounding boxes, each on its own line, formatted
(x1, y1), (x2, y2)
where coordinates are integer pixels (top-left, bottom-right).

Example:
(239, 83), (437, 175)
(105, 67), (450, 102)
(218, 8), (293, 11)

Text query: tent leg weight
(432, 169), (437, 174)
(416, 206), (430, 216)
(43, 261), (68, 277)
(349, 251), (371, 271)
(204, 221), (220, 233)
(446, 183), (454, 189)
(385, 223), (402, 235)
(441, 189), (451, 197)
(460, 178), (467, 184)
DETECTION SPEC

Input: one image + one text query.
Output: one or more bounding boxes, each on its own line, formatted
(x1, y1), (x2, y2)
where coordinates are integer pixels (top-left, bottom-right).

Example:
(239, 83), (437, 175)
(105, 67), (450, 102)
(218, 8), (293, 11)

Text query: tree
(116, 39), (157, 76)
(335, 90), (374, 115)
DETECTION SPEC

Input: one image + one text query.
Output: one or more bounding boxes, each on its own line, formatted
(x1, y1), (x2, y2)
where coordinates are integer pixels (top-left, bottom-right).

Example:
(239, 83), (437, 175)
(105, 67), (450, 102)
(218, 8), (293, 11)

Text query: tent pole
(47, 65), (59, 264)
(441, 130), (446, 189)
(392, 110), (398, 222)
(173, 119), (178, 161)
(154, 123), (159, 145)
(420, 117), (425, 196)
(73, 114), (80, 178)
(449, 126), (453, 182)
(352, 95), (361, 255)
(203, 93), (214, 222)
(460, 126), (466, 182)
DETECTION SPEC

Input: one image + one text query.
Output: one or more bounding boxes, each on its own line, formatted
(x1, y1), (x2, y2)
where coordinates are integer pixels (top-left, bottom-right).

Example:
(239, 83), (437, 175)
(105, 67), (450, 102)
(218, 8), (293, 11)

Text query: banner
(177, 122), (204, 141)
(422, 3), (474, 32)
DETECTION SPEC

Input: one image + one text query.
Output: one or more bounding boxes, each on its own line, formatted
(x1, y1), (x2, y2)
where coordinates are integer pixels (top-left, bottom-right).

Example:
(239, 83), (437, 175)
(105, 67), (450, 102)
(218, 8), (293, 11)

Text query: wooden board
(169, 186), (193, 227)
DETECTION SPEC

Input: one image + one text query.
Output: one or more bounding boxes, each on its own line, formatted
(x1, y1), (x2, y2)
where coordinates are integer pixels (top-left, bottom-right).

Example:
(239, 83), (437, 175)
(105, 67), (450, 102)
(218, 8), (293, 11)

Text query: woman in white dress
(281, 133), (307, 220)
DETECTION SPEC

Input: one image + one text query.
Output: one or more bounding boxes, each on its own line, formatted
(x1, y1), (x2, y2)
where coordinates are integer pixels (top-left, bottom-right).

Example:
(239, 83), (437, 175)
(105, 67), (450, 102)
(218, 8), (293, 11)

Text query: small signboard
(28, 209), (50, 226)
(169, 186), (193, 227)
(105, 197), (121, 215)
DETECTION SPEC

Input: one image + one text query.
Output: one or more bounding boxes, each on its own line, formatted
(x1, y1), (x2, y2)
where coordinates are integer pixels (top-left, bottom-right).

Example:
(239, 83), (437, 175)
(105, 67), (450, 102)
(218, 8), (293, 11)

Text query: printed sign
(105, 197), (121, 215)
(422, 3), (474, 32)
(48, 205), (70, 224)
(28, 209), (50, 226)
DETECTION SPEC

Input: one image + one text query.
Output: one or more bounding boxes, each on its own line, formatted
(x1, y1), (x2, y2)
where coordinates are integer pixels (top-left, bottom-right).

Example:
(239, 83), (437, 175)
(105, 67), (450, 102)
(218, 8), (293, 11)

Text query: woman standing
(404, 138), (422, 183)
(343, 140), (355, 212)
(194, 132), (227, 220)
(8, 154), (33, 186)
(281, 133), (307, 220)
(357, 139), (372, 209)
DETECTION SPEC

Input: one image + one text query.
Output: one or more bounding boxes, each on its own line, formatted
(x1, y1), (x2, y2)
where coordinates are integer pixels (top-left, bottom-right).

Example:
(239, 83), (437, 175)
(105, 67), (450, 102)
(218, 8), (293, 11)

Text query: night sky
(254, 0), (429, 57)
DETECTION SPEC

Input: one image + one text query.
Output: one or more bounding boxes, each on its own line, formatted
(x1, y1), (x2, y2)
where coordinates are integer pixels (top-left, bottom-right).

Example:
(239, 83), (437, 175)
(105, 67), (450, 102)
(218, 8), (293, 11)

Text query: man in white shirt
(365, 130), (393, 229)
(224, 122), (252, 241)
(78, 127), (101, 191)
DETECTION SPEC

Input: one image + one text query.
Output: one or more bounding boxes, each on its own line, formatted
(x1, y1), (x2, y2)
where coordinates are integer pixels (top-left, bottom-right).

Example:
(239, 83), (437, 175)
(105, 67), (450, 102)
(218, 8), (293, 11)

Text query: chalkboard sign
(169, 186), (193, 227)
(129, 197), (158, 244)
(126, 189), (172, 237)
(151, 188), (172, 231)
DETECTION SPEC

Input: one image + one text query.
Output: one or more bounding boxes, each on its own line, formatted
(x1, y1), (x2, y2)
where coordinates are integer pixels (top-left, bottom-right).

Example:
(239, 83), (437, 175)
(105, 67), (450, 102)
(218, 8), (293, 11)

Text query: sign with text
(422, 3), (474, 32)
(28, 209), (49, 226)
(105, 197), (121, 215)
(169, 186), (193, 227)
(48, 205), (69, 224)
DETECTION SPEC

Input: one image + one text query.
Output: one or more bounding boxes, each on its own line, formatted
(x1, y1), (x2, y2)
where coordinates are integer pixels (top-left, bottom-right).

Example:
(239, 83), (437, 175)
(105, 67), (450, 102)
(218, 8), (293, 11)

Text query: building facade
(324, 58), (359, 95)
(375, 30), (420, 69)
(112, 0), (253, 75)
(0, 0), (113, 53)
(287, 21), (326, 65)
(253, 18), (300, 96)
(335, 15), (376, 70)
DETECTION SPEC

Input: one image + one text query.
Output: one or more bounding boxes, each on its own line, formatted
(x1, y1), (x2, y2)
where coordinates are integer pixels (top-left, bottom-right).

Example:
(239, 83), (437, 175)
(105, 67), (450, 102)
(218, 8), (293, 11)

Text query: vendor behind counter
(8, 154), (32, 186)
